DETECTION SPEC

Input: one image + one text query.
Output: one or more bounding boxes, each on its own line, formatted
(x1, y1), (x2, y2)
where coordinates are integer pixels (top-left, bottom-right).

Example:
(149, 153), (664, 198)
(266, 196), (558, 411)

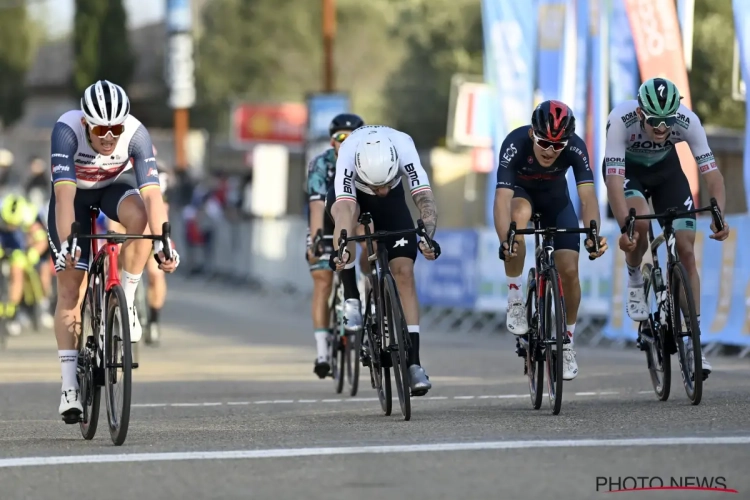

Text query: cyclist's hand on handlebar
(585, 236), (608, 259)
(418, 239), (440, 260)
(306, 245), (320, 264)
(56, 240), (82, 271)
(618, 231), (638, 253)
(710, 219), (730, 241)
(328, 252), (350, 271)
(500, 240), (518, 261)
(153, 240), (180, 273)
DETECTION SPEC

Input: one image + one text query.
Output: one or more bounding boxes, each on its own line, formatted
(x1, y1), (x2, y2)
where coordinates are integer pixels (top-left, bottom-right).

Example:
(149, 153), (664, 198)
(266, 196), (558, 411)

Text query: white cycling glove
(55, 240), (82, 270)
(153, 239), (180, 268)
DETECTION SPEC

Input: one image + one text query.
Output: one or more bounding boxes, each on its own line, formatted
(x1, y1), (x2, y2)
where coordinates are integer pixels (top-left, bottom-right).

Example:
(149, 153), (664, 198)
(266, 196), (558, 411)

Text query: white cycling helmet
(354, 131), (399, 186)
(81, 80), (130, 126)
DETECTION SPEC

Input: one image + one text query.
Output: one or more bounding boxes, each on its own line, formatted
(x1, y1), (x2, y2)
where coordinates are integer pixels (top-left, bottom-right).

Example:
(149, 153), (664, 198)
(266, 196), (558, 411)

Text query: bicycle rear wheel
(525, 268), (543, 410)
(79, 284), (102, 440)
(543, 268), (565, 415)
(642, 263), (671, 401)
(670, 263), (702, 405)
(384, 274), (411, 421)
(329, 284), (345, 393)
(104, 284), (132, 445)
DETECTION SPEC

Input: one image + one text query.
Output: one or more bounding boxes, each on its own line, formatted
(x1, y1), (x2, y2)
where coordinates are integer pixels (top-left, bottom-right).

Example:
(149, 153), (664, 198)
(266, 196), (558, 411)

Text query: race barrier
(180, 210), (750, 356)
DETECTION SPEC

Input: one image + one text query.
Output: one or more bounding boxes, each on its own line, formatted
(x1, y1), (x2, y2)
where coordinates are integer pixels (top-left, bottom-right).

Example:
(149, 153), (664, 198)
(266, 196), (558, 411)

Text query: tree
(72, 0), (134, 94)
(0, 6), (34, 127)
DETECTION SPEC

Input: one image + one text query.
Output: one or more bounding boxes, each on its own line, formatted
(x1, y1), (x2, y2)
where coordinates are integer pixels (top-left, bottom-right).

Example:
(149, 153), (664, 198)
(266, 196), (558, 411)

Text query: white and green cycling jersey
(603, 100), (717, 177)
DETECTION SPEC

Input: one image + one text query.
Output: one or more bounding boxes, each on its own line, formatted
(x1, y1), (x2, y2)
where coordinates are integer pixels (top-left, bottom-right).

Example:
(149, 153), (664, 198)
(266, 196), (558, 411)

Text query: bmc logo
(343, 169), (354, 194)
(404, 163), (418, 187)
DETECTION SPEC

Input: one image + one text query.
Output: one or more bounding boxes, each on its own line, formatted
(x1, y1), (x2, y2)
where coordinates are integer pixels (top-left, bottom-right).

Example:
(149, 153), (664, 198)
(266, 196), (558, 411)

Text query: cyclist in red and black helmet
(494, 99), (608, 381)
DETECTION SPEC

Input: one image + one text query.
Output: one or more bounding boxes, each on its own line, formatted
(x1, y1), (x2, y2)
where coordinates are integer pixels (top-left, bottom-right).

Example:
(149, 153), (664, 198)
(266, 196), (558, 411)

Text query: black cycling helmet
(531, 100), (576, 141)
(329, 113), (365, 136)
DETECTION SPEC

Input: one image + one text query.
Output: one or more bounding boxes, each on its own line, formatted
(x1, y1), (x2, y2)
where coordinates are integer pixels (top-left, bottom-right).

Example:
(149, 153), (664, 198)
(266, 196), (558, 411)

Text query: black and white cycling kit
(47, 110), (160, 271)
(327, 126), (431, 261)
(602, 100), (717, 230)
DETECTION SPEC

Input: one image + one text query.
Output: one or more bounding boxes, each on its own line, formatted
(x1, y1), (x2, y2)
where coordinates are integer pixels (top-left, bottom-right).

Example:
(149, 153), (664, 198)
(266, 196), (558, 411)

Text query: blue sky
(29, 0), (165, 34)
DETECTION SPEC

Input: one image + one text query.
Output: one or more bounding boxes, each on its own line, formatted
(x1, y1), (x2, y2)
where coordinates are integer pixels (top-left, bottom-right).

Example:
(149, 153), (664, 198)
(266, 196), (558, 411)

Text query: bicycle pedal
(61, 412), (82, 425)
(132, 362), (139, 369)
(411, 388), (428, 397)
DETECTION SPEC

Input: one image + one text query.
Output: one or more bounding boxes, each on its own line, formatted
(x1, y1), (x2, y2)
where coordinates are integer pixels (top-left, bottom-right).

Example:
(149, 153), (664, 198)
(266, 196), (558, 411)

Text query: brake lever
(588, 220), (599, 261)
(500, 222), (517, 261)
(627, 208), (636, 242)
(161, 222), (172, 260)
(337, 230), (348, 263)
(416, 219), (434, 251)
(709, 197), (724, 232)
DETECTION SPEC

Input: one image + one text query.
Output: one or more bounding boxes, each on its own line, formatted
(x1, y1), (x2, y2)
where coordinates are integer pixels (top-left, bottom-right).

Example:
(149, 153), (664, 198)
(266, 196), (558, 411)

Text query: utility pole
(166, 0), (196, 172)
(322, 0), (335, 92)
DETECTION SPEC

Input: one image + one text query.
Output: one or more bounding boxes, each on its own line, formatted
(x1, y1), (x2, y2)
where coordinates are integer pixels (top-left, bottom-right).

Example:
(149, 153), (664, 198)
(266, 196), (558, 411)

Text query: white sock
(507, 275), (523, 301)
(59, 350), (79, 390)
(566, 323), (576, 348)
(122, 271), (142, 307)
(314, 329), (329, 360)
(626, 263), (643, 287)
(696, 314), (701, 327)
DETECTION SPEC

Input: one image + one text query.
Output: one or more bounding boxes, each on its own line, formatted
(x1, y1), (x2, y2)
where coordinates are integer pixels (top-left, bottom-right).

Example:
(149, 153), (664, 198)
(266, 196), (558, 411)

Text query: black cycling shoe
(313, 360), (330, 379)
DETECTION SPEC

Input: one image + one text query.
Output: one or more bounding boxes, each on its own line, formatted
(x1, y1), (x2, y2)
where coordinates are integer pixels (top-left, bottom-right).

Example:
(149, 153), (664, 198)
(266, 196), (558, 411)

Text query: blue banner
(414, 230), (479, 309)
(306, 93), (350, 141)
(166, 0), (192, 33)
(733, 1), (750, 213)
(590, 0), (610, 220)
(574, 0), (589, 140)
(482, 0), (537, 226)
(608, 0), (639, 105)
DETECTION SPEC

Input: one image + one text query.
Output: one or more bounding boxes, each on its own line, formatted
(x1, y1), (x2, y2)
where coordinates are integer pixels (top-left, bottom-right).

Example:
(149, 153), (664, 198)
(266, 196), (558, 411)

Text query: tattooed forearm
(413, 190), (438, 238)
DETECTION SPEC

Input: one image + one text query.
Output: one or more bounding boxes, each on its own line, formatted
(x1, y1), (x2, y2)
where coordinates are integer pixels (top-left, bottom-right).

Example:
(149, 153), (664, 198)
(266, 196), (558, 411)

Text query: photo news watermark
(596, 476), (738, 494)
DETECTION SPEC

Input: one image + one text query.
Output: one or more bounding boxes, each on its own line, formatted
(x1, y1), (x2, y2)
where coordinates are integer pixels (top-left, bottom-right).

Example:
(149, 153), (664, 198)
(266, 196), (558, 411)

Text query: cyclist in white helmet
(48, 79), (180, 422)
(327, 126), (441, 396)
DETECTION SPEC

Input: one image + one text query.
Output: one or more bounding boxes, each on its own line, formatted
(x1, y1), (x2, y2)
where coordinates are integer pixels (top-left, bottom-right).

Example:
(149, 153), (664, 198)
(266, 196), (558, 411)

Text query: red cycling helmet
(531, 100), (576, 142)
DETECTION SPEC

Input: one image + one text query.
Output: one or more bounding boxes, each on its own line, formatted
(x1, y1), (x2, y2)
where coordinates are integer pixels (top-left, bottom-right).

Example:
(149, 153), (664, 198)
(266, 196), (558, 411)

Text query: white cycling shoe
(627, 284), (649, 322)
(562, 348), (579, 380)
(506, 300), (529, 335)
(128, 306), (142, 343)
(59, 388), (83, 421)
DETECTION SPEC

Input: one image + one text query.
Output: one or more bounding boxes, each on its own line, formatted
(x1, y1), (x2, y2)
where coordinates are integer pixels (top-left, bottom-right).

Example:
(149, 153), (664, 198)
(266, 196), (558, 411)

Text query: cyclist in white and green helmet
(602, 77), (730, 378)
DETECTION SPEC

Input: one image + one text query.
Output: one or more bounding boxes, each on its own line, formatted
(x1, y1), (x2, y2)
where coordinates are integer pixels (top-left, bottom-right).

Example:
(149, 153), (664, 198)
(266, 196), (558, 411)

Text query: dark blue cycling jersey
(495, 125), (594, 191)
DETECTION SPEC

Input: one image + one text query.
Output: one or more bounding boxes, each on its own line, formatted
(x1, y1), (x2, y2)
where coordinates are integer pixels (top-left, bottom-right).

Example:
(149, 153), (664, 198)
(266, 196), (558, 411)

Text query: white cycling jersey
(603, 100), (717, 177)
(333, 126), (431, 202)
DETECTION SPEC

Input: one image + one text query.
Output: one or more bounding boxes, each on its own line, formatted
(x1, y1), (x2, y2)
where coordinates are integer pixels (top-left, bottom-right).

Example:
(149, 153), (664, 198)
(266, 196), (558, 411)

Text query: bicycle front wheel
(543, 268), (565, 415)
(346, 328), (361, 397)
(525, 268), (543, 410)
(642, 263), (671, 401)
(670, 262), (702, 405)
(104, 284), (132, 445)
(79, 287), (101, 440)
(384, 274), (411, 421)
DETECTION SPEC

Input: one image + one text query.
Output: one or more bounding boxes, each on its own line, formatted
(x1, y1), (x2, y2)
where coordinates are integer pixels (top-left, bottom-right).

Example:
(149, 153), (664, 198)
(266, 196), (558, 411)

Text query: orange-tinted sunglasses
(88, 122), (125, 138)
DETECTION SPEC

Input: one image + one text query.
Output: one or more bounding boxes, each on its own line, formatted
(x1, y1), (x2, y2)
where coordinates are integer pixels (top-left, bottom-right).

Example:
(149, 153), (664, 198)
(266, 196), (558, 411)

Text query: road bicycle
(510, 215), (600, 415)
(68, 208), (171, 446)
(338, 214), (438, 421)
(624, 198), (724, 406)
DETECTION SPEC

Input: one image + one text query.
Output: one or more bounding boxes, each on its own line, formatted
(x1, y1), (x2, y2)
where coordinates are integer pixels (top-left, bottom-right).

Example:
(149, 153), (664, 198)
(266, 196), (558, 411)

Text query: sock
(59, 350), (79, 390)
(149, 307), (160, 324)
(507, 275), (523, 301)
(566, 323), (576, 348)
(314, 329), (329, 360)
(408, 325), (420, 366)
(626, 263), (643, 286)
(696, 314), (701, 328)
(122, 271), (142, 307)
(340, 266), (360, 301)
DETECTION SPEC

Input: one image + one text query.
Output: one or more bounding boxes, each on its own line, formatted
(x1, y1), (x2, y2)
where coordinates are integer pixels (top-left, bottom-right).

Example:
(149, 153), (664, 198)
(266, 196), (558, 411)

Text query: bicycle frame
(88, 211), (123, 293)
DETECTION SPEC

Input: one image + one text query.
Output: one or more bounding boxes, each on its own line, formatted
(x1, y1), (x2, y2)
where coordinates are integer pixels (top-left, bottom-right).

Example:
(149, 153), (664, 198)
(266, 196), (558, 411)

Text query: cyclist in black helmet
(305, 113), (367, 378)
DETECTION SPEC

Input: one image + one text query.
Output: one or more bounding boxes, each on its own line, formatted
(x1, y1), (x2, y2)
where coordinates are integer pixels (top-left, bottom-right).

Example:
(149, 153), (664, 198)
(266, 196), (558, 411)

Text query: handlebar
(624, 197), (724, 240)
(501, 220), (601, 261)
(336, 218), (438, 263)
(67, 221), (173, 260)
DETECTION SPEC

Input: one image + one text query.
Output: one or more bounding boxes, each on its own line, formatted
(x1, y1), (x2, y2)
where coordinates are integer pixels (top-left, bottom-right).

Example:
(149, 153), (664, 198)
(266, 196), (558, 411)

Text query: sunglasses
(641, 113), (677, 129)
(532, 134), (568, 152)
(87, 122), (125, 138)
(331, 132), (350, 143)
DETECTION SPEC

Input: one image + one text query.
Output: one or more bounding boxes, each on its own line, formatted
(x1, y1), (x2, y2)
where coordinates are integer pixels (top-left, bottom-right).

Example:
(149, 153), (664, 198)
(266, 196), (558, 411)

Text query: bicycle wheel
(383, 274), (411, 421)
(525, 268), (543, 410)
(372, 291), (392, 416)
(104, 284), (132, 445)
(346, 328), (361, 396)
(79, 286), (101, 440)
(670, 263), (702, 405)
(328, 282), (345, 393)
(543, 268), (565, 415)
(642, 263), (671, 401)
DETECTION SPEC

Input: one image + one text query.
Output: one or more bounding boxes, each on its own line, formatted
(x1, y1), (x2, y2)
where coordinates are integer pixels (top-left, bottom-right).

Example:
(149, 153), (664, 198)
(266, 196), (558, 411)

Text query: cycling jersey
(50, 110), (160, 191)
(603, 100), (717, 177)
(307, 148), (336, 202)
(333, 126), (431, 202)
(495, 126), (594, 191)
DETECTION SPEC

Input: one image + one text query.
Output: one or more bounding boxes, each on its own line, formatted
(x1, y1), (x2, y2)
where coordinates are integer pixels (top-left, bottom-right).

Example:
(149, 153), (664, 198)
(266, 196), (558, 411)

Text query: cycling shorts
(47, 174), (139, 272)
(325, 182), (418, 262)
(306, 207), (335, 272)
(0, 230), (25, 252)
(513, 186), (581, 252)
(601, 148), (696, 231)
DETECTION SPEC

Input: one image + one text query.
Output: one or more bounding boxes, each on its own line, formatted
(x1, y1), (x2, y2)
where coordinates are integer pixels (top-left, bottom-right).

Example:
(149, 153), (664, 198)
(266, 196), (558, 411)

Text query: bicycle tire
(383, 274), (411, 421)
(79, 287), (101, 440)
(364, 290), (390, 414)
(642, 263), (671, 401)
(525, 268), (543, 410)
(670, 262), (702, 405)
(375, 291), (392, 416)
(329, 283), (345, 393)
(104, 284), (132, 446)
(544, 268), (565, 415)
(346, 329), (360, 396)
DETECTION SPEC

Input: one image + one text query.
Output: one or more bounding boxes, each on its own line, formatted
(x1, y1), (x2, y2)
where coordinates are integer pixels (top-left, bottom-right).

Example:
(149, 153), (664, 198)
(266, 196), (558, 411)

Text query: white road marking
(202, 403), (222, 406)
(426, 396), (448, 400)
(575, 392), (597, 396)
(638, 390), (654, 394)
(132, 403), (167, 408)
(226, 402), (250, 406)
(454, 396), (475, 400)
(170, 403), (202, 407)
(321, 399), (342, 403)
(2, 436), (749, 469)
(297, 399), (318, 403)
(272, 400), (294, 404)
(599, 391), (620, 396)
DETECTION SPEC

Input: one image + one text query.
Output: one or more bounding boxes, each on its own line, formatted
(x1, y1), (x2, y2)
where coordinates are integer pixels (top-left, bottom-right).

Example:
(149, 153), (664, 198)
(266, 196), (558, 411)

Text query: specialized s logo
(500, 143), (517, 168)
(343, 169), (354, 194)
(404, 163), (418, 187)
(657, 84), (665, 97)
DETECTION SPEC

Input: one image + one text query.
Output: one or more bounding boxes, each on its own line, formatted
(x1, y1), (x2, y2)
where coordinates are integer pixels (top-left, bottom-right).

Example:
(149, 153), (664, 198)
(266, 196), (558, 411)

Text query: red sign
(231, 103), (307, 148)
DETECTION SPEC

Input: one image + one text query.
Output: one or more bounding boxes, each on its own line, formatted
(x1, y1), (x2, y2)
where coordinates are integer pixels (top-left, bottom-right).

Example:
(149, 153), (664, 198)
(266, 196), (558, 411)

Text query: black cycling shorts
(513, 185), (581, 252)
(325, 183), (418, 262)
(600, 148), (696, 231)
(47, 176), (139, 272)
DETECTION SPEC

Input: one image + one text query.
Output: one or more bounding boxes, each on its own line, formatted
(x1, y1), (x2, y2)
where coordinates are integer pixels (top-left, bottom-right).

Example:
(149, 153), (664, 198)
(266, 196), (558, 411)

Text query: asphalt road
(0, 277), (748, 500)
